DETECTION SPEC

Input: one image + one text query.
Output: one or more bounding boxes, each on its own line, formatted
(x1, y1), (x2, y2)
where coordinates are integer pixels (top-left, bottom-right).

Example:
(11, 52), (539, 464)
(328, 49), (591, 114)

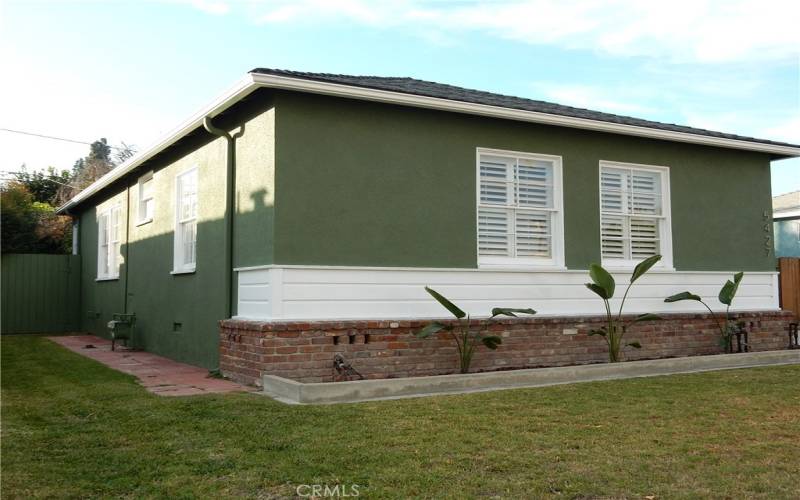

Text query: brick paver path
(49, 335), (251, 396)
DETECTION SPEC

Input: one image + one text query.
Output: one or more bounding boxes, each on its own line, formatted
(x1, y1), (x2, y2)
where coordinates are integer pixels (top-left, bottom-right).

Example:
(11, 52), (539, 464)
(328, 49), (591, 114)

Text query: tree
(57, 139), (114, 205)
(1, 182), (38, 253)
(15, 166), (73, 205)
(56, 138), (136, 205)
(0, 181), (71, 254)
(88, 138), (112, 163)
(1, 136), (135, 254)
(114, 142), (137, 165)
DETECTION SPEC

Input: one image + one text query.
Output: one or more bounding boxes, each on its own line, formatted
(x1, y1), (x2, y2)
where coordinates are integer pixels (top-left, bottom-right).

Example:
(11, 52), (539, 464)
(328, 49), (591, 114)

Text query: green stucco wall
(76, 102), (275, 368)
(73, 88), (778, 369)
(273, 91), (775, 271)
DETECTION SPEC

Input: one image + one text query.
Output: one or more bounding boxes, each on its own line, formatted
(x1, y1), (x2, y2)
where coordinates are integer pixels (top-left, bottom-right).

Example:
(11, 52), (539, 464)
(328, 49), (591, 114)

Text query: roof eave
(250, 73), (800, 157)
(56, 74), (260, 214)
(58, 72), (800, 214)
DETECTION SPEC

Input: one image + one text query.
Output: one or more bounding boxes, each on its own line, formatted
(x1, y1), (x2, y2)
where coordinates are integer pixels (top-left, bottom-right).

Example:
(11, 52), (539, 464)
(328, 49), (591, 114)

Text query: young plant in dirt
(584, 255), (662, 362)
(664, 272), (744, 352)
(415, 286), (536, 374)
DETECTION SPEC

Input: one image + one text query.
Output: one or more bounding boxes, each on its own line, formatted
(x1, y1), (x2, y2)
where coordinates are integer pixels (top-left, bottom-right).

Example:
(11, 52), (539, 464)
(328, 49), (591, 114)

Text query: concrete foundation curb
(262, 350), (800, 404)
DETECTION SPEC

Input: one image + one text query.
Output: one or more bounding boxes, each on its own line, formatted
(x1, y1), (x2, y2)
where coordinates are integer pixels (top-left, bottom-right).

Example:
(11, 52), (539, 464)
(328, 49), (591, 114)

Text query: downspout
(203, 116), (240, 319)
(123, 182), (131, 314)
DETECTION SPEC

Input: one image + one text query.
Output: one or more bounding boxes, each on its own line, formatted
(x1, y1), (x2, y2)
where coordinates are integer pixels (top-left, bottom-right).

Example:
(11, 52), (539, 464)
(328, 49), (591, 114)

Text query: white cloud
(761, 116), (800, 144)
(682, 110), (800, 144)
(179, 0), (230, 15)
(234, 0), (800, 64)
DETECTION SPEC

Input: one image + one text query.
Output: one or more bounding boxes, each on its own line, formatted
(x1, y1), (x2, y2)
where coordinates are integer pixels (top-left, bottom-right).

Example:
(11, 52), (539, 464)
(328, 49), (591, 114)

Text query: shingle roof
(250, 68), (799, 149)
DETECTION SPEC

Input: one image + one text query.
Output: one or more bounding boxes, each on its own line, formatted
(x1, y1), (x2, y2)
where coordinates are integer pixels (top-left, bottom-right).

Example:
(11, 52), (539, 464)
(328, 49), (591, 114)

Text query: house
(773, 191), (800, 257)
(58, 69), (800, 373)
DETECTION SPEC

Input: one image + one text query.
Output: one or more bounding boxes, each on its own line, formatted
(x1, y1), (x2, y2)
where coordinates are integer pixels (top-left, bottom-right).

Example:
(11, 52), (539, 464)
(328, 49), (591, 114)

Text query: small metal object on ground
(734, 322), (750, 353)
(332, 353), (364, 381)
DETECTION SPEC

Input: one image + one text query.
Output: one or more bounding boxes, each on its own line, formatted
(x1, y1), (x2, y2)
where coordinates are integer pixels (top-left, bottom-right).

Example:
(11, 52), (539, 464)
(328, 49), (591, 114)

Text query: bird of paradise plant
(584, 255), (662, 362)
(415, 286), (536, 373)
(664, 272), (744, 352)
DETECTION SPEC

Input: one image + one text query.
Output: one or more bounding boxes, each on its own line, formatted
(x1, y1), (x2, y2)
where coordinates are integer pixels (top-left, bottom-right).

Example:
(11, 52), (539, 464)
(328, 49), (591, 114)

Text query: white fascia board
(57, 74), (260, 214)
(774, 208), (800, 220)
(59, 72), (800, 214)
(250, 74), (800, 157)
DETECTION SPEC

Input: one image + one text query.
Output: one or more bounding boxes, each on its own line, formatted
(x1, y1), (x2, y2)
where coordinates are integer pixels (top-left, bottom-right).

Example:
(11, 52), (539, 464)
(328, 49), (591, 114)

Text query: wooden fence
(1, 254), (81, 334)
(778, 257), (800, 319)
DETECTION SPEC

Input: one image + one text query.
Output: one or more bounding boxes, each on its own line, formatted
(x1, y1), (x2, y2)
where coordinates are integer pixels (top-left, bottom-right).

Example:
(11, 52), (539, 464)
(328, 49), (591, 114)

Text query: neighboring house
(58, 69), (800, 369)
(773, 191), (800, 257)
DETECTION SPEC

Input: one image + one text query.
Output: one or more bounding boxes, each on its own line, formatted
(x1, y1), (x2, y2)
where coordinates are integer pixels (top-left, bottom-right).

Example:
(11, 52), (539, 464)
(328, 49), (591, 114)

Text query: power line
(0, 171), (79, 189)
(0, 127), (129, 151)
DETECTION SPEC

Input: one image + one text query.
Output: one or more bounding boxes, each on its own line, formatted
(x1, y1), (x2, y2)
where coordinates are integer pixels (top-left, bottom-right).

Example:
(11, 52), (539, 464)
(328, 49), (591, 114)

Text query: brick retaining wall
(220, 310), (797, 385)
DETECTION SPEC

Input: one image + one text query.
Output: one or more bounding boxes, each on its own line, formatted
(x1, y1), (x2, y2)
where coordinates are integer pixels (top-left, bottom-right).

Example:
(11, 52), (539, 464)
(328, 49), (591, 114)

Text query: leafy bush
(584, 255), (662, 362)
(416, 287), (535, 373)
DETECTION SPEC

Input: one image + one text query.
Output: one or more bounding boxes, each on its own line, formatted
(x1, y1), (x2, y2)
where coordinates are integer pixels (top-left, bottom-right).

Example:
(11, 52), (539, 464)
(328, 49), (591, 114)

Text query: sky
(1, 0), (798, 195)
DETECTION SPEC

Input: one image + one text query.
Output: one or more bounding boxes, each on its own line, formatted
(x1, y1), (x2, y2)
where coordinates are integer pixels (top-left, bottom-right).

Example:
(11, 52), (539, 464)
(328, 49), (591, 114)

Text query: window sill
(601, 264), (676, 273)
(171, 268), (196, 275)
(135, 218), (153, 227)
(96, 276), (119, 282)
(478, 263), (567, 272)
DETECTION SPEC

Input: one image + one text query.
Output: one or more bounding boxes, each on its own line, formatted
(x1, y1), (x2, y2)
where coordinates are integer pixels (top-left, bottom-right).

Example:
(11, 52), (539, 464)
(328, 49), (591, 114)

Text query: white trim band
(235, 265), (780, 321)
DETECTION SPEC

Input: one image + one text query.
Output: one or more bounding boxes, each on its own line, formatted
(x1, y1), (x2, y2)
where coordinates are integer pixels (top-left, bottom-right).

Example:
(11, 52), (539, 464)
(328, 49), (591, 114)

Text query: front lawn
(2, 335), (799, 498)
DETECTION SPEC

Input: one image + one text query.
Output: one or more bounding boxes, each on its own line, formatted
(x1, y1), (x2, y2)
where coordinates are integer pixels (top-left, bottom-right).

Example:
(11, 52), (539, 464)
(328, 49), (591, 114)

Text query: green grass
(2, 335), (800, 499)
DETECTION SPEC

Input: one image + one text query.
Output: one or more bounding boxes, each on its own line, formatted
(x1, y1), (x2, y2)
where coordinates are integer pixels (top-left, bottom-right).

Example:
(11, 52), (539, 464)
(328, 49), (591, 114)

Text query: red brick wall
(219, 310), (796, 385)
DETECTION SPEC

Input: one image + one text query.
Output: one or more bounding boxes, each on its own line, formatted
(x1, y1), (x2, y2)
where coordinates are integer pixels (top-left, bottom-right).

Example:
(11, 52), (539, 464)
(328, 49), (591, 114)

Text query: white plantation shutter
(478, 152), (560, 263)
(600, 164), (667, 264)
(478, 208), (510, 255)
(515, 211), (551, 257)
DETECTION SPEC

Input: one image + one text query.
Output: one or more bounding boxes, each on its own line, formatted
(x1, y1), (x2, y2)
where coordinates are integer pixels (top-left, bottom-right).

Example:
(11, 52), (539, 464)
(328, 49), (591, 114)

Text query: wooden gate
(1, 254), (81, 334)
(778, 257), (800, 318)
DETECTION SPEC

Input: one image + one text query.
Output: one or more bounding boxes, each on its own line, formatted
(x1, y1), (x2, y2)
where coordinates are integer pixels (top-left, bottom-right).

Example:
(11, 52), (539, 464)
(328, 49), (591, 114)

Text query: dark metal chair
(108, 313), (136, 351)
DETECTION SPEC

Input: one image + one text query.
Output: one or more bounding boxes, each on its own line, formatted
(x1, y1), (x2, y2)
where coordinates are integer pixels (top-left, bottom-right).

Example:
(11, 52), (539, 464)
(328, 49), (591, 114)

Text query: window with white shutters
(173, 167), (198, 273)
(477, 149), (563, 267)
(97, 205), (121, 279)
(600, 162), (671, 267)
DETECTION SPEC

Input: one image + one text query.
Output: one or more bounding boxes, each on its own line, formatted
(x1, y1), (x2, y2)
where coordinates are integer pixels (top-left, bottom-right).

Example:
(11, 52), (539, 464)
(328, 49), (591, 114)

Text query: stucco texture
(273, 90), (775, 272)
(77, 102), (275, 368)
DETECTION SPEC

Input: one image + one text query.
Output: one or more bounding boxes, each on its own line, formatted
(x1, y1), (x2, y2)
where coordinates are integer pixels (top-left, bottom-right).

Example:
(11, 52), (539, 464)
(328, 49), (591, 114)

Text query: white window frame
(136, 171), (154, 225)
(598, 160), (674, 270)
(172, 166), (198, 274)
(96, 204), (122, 280)
(476, 147), (565, 269)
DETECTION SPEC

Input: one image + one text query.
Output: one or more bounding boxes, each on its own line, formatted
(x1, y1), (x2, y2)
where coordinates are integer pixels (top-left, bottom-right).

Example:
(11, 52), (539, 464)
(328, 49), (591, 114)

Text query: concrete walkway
(49, 335), (251, 396)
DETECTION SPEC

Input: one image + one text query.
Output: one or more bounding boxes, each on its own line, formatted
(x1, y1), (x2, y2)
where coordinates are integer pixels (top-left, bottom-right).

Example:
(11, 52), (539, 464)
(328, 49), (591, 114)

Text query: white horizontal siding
(234, 266), (779, 321)
(236, 268), (270, 319)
